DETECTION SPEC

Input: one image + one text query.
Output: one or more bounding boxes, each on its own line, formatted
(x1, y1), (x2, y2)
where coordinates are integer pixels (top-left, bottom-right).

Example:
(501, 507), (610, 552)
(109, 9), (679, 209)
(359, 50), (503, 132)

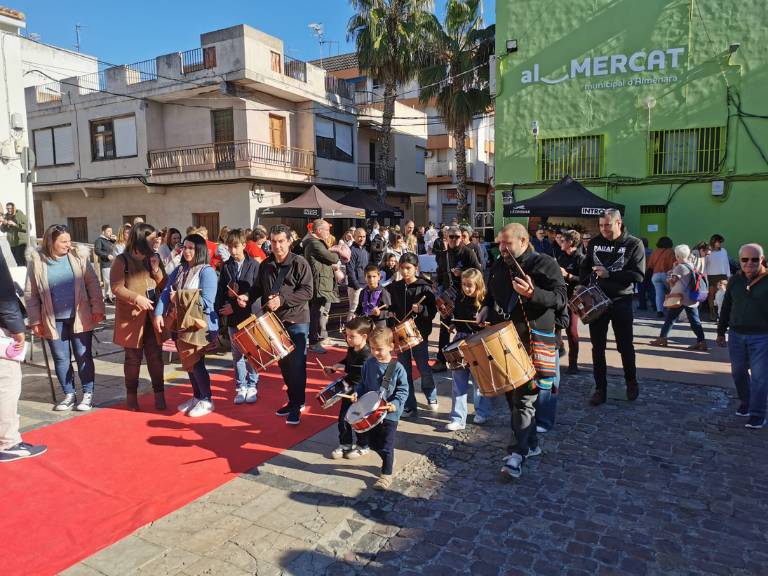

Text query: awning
(336, 190), (404, 219)
(257, 185), (366, 219)
(504, 176), (625, 217)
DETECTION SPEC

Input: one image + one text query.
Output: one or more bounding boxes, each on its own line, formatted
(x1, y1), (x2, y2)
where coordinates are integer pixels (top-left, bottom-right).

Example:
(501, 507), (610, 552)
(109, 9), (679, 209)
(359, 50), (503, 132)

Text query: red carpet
(0, 348), (345, 576)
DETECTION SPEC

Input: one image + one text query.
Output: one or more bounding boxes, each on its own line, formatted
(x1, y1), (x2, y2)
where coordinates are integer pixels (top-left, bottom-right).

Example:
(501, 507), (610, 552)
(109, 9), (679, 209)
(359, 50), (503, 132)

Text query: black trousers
(368, 419), (397, 474)
(338, 398), (353, 445)
(588, 296), (636, 391)
(436, 321), (451, 363)
(10, 244), (26, 266)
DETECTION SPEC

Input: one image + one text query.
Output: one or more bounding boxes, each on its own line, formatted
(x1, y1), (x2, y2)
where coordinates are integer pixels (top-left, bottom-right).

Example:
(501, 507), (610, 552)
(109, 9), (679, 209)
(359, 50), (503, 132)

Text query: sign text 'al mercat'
(521, 47), (686, 91)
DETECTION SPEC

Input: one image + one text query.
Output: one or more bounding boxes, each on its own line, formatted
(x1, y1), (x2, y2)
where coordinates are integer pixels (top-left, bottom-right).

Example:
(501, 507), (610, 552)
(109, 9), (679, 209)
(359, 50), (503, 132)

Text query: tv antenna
(75, 23), (84, 52)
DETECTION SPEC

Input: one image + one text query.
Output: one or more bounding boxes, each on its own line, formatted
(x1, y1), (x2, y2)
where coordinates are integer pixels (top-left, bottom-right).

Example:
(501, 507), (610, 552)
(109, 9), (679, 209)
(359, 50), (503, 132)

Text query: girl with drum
(386, 253), (438, 418)
(444, 269), (492, 431)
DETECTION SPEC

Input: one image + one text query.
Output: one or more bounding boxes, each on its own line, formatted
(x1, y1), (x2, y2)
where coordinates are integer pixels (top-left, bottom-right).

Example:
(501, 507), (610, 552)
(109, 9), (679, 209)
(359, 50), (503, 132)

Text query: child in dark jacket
(386, 253), (438, 417)
(214, 229), (261, 404)
(355, 264), (392, 329)
(354, 327), (409, 490)
(323, 316), (372, 460)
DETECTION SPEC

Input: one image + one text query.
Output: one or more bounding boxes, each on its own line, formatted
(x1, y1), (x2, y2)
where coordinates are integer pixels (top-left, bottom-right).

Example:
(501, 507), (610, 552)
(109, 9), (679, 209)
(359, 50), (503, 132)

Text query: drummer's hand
(560, 266), (569, 278)
(323, 366), (336, 375)
(411, 304), (423, 314)
(236, 294), (249, 308)
(371, 306), (381, 317)
(385, 402), (397, 413)
(593, 266), (609, 279)
(266, 294), (281, 311)
(512, 275), (534, 298)
(451, 268), (462, 277)
(219, 303), (233, 316)
(350, 393), (358, 403)
(716, 335), (727, 347)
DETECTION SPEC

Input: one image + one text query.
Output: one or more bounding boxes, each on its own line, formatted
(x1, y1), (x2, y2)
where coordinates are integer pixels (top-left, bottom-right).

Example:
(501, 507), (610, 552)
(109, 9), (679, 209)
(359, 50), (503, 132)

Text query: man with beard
(579, 209), (645, 406)
(479, 223), (566, 478)
(433, 225), (481, 372)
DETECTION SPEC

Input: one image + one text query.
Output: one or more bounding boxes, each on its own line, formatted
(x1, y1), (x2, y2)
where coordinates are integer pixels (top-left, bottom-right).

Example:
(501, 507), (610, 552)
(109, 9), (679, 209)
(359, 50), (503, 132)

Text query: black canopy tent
(257, 185), (366, 219)
(336, 190), (404, 219)
(504, 176), (625, 218)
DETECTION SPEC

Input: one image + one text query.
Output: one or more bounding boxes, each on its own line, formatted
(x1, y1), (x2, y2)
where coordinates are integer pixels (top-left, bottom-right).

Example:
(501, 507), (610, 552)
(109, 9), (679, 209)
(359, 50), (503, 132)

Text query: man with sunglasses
(717, 244), (768, 429)
(433, 225), (480, 372)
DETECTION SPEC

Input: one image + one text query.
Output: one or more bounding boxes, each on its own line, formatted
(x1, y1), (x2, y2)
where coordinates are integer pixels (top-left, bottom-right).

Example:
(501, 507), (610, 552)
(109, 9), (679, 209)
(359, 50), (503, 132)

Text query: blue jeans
(46, 319), (95, 395)
(189, 357), (212, 400)
(449, 368), (472, 425)
(278, 323), (309, 408)
(660, 305), (706, 342)
(228, 327), (259, 390)
(535, 353), (561, 431)
(651, 272), (668, 312)
(398, 340), (437, 411)
(474, 390), (494, 419)
(728, 331), (768, 419)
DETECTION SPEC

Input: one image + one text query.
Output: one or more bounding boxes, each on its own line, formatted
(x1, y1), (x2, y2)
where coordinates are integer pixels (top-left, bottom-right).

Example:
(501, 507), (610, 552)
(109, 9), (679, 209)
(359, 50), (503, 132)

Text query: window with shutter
(67, 217), (88, 243)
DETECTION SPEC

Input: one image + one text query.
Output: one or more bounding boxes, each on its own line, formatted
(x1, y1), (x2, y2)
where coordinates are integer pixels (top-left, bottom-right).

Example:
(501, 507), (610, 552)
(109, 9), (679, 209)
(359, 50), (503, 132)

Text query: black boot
(154, 391), (167, 410)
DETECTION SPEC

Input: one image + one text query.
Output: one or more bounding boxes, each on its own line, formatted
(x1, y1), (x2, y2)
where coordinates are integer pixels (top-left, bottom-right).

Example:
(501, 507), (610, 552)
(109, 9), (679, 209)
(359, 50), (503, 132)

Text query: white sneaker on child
(330, 445), (352, 459)
(234, 389), (247, 405)
(245, 388), (258, 403)
(344, 446), (370, 459)
(188, 400), (214, 418)
(444, 421), (465, 431)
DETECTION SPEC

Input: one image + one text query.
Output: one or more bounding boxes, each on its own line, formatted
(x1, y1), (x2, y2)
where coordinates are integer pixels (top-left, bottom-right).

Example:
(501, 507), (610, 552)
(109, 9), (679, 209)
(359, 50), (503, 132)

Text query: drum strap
(379, 360), (399, 399)
(270, 263), (291, 296)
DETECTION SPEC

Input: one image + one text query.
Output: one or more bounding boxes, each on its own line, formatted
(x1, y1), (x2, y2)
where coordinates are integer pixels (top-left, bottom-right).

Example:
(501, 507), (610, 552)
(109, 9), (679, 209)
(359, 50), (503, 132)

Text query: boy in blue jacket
(354, 327), (409, 490)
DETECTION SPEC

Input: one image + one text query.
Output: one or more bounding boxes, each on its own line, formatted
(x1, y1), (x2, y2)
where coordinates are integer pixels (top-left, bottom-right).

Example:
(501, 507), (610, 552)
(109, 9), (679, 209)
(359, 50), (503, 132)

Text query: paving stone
(83, 536), (166, 576)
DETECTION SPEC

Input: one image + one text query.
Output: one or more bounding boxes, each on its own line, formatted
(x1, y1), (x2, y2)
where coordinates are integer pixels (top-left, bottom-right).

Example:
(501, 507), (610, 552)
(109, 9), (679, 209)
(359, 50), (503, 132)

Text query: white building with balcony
(25, 24), (428, 242)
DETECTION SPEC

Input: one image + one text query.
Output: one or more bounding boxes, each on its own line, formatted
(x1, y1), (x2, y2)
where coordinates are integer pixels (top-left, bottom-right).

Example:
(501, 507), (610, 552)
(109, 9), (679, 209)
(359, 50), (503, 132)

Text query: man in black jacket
(433, 225), (481, 371)
(247, 225), (314, 425)
(0, 248), (48, 463)
(216, 229), (260, 405)
(346, 228), (369, 322)
(480, 223), (566, 479)
(579, 209), (645, 406)
(93, 224), (116, 303)
(303, 219), (340, 354)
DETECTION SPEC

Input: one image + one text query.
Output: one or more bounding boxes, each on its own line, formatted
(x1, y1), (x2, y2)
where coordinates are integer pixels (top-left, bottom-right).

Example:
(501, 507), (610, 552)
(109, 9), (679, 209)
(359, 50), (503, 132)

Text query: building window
(67, 217), (88, 243)
(315, 116), (353, 163)
(649, 127), (723, 176)
(270, 51), (282, 73)
(91, 115), (137, 161)
(33, 125), (74, 166)
(537, 135), (603, 180)
(415, 146), (426, 173)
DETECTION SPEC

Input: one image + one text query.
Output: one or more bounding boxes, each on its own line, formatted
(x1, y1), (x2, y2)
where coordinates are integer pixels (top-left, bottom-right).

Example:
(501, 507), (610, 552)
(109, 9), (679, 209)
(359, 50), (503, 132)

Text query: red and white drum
(231, 310), (295, 371)
(316, 378), (352, 410)
(568, 284), (611, 324)
(345, 391), (387, 433)
(444, 339), (467, 370)
(393, 318), (423, 353)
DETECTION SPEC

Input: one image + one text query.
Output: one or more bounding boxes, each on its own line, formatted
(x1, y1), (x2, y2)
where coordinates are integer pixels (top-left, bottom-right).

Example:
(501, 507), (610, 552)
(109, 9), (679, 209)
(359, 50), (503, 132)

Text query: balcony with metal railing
(358, 163), (395, 187)
(283, 55), (307, 82)
(147, 140), (315, 177)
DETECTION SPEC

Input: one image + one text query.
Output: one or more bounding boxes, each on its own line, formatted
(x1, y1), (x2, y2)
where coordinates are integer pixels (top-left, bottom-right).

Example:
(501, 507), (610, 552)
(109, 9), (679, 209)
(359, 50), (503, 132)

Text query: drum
(436, 286), (458, 317)
(568, 284), (611, 324)
(231, 310), (295, 371)
(444, 339), (467, 370)
(345, 391), (387, 433)
(316, 378), (352, 409)
(462, 321), (536, 397)
(393, 318), (423, 352)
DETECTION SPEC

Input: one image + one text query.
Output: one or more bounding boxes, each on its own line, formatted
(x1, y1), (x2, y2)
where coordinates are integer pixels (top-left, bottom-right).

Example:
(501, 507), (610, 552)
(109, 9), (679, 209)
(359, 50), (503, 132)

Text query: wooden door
(212, 109), (235, 169)
(193, 212), (220, 241)
(269, 115), (286, 149)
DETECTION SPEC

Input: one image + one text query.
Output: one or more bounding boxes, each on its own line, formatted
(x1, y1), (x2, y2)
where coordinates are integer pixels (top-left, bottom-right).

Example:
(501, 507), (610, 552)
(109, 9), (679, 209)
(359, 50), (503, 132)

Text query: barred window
(537, 135), (603, 180)
(649, 127), (723, 176)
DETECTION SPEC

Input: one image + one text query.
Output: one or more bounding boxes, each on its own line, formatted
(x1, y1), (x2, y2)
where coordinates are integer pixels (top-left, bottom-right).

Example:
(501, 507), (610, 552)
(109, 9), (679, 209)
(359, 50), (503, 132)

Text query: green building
(493, 0), (768, 249)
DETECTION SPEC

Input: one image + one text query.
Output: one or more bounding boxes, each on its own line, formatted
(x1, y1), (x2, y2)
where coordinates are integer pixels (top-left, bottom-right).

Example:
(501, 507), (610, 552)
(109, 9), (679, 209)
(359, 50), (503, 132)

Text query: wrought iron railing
(148, 140), (315, 175)
(125, 58), (158, 84)
(325, 76), (353, 100)
(35, 82), (62, 103)
(181, 47), (216, 75)
(358, 163), (395, 187)
(283, 55), (307, 82)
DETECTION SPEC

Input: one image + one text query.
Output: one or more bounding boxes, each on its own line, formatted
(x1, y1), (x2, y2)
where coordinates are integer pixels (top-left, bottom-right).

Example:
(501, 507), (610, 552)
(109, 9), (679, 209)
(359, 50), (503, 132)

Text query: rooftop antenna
(75, 23), (83, 52)
(308, 23), (324, 66)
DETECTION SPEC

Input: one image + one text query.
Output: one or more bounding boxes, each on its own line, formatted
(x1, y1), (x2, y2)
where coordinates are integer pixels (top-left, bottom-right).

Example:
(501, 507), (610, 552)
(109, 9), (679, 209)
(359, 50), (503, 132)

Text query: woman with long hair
(158, 227), (183, 275)
(114, 224), (131, 256)
(111, 223), (167, 411)
(25, 225), (105, 411)
(154, 234), (219, 417)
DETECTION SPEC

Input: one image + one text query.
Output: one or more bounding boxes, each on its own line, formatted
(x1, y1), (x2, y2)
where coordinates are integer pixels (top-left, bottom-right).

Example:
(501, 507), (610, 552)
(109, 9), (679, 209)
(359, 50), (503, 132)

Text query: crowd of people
(1, 211), (765, 486)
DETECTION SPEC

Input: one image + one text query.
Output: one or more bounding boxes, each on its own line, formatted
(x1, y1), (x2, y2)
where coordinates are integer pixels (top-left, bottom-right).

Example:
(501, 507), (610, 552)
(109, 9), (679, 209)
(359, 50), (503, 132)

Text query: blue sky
(10, 0), (495, 66)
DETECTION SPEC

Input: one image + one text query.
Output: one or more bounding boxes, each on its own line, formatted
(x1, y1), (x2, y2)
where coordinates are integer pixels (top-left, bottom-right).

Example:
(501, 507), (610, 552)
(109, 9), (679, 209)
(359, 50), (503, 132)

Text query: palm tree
(348, 0), (433, 204)
(419, 0), (494, 223)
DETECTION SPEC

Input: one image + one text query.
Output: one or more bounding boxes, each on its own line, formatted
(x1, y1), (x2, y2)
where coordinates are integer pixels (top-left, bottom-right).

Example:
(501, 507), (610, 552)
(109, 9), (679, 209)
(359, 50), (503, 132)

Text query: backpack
(684, 263), (709, 303)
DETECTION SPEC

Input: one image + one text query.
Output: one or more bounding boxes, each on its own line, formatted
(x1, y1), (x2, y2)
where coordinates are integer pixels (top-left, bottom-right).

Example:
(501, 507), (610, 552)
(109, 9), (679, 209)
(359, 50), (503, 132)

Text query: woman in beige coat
(111, 223), (167, 411)
(25, 224), (105, 411)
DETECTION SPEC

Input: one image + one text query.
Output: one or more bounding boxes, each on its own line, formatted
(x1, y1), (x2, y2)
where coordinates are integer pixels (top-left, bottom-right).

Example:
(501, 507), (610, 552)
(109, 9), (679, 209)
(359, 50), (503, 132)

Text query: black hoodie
(386, 276), (437, 340)
(579, 230), (645, 299)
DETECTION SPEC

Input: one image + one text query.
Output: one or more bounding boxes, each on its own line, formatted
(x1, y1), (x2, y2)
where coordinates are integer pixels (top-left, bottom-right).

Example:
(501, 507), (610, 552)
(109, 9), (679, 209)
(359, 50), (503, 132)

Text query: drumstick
(440, 320), (453, 331)
(227, 285), (239, 298)
(316, 358), (328, 372)
(402, 295), (427, 322)
(337, 393), (356, 400)
(510, 256), (526, 278)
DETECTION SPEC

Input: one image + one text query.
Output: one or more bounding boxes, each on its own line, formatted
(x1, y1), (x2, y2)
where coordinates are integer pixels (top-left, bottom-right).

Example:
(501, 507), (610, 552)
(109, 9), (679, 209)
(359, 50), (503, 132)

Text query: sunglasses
(448, 235), (460, 239)
(741, 257), (761, 263)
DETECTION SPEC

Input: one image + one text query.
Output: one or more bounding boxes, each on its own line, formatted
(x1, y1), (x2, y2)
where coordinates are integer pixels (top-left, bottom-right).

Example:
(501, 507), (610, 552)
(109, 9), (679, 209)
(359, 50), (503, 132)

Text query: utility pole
(75, 23), (82, 52)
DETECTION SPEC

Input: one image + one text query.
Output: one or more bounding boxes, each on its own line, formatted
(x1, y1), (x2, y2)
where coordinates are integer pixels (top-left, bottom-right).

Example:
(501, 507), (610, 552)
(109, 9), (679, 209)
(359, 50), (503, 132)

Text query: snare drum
(462, 321), (536, 397)
(345, 391), (387, 433)
(444, 339), (467, 370)
(568, 284), (611, 324)
(393, 318), (423, 352)
(436, 286), (458, 317)
(316, 378), (352, 409)
(231, 310), (295, 371)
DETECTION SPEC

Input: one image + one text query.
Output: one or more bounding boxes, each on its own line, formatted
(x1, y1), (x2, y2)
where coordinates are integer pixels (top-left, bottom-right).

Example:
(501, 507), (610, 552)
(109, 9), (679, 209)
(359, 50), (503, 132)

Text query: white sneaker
(428, 400), (439, 412)
(501, 453), (523, 478)
(536, 425), (548, 434)
(76, 392), (94, 411)
(54, 393), (77, 411)
(188, 399), (214, 418)
(234, 389), (247, 405)
(344, 445), (370, 459)
(245, 388), (258, 403)
(444, 421), (466, 431)
(473, 415), (488, 425)
(177, 397), (198, 413)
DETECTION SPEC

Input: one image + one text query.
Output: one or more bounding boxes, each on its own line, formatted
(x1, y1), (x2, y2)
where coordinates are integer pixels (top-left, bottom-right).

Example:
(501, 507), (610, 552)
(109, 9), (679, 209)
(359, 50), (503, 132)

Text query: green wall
(494, 0), (768, 250)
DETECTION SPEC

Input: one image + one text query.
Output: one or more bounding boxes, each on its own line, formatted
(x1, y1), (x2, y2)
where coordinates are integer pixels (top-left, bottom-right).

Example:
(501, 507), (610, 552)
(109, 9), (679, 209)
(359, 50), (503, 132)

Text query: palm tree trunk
(376, 81), (397, 204)
(453, 127), (469, 224)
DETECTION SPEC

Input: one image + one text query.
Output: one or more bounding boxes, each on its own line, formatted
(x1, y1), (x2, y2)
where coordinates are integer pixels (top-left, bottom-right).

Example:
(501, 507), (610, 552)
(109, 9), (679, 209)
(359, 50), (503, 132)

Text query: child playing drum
(355, 264), (391, 329)
(445, 269), (492, 431)
(351, 327), (408, 490)
(323, 317), (373, 460)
